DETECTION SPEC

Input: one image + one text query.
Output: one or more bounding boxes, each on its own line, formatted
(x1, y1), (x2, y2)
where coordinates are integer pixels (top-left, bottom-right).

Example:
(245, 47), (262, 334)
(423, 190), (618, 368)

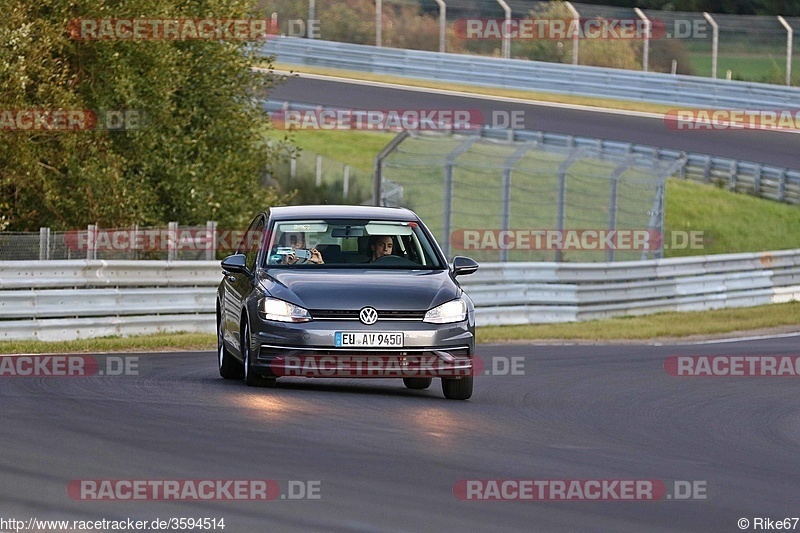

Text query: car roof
(267, 205), (419, 222)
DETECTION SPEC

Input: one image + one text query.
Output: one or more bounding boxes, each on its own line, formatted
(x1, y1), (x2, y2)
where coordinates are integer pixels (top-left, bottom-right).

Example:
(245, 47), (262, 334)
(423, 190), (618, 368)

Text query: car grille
(309, 309), (427, 321)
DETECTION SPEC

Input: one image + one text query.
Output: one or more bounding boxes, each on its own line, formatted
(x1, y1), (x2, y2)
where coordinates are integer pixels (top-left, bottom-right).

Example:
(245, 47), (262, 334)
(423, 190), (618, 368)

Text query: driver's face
(372, 236), (393, 259)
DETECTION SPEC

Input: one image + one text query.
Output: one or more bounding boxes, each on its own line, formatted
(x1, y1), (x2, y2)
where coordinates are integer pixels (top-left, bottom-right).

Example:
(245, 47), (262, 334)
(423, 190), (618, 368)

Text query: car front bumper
(250, 318), (474, 378)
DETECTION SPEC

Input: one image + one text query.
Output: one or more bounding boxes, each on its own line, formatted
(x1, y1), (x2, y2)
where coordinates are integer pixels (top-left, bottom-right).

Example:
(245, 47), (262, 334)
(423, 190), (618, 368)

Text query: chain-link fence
(0, 223), (218, 261)
(377, 130), (684, 262)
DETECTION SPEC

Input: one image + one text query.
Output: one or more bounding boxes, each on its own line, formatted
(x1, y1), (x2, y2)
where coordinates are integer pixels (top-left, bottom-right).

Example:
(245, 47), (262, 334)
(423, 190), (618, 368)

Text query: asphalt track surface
(269, 75), (800, 169)
(3, 337), (800, 532)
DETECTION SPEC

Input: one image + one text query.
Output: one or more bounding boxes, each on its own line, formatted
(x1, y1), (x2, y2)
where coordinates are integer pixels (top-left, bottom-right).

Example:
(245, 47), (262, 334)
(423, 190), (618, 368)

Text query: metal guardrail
(1, 252), (798, 340)
(264, 100), (800, 205)
(261, 37), (800, 109)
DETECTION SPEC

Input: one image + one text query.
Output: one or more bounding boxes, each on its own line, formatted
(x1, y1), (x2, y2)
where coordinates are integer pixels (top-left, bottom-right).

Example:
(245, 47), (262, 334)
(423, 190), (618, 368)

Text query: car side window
(244, 218), (264, 272)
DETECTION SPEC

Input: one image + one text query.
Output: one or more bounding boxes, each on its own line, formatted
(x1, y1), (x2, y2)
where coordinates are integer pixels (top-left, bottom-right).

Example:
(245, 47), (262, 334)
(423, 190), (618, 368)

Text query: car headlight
(259, 297), (312, 323)
(423, 299), (467, 324)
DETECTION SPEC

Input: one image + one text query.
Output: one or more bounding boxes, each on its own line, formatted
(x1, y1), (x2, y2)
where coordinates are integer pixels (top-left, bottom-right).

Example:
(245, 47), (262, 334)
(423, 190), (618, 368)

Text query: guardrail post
(634, 8), (650, 72)
(779, 169), (787, 201)
(703, 155), (712, 183)
(754, 163), (762, 194)
(703, 12), (718, 78)
(343, 164), (350, 198)
(778, 16), (793, 86)
(205, 221), (217, 261)
(729, 160), (738, 190)
(315, 154), (323, 186)
(39, 227), (50, 260)
(565, 2), (580, 65)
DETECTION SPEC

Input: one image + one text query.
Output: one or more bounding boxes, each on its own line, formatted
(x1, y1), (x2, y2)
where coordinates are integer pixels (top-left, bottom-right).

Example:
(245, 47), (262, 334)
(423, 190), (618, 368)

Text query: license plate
(335, 332), (404, 348)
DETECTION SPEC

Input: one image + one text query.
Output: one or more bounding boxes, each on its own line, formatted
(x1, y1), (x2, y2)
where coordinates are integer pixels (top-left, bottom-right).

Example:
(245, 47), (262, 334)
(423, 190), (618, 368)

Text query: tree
(0, 0), (289, 231)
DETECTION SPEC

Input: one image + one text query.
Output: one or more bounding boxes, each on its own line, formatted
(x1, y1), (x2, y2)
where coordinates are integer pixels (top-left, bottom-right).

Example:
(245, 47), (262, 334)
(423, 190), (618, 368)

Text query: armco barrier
(261, 38), (800, 109)
(1, 251), (799, 341)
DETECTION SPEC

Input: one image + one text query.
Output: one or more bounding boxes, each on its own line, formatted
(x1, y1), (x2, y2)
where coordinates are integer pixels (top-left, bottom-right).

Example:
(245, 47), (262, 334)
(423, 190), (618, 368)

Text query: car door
(223, 215), (264, 357)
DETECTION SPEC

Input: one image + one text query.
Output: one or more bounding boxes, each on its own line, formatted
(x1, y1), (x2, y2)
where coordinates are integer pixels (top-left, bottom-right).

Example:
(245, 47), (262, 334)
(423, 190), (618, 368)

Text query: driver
(369, 235), (393, 262)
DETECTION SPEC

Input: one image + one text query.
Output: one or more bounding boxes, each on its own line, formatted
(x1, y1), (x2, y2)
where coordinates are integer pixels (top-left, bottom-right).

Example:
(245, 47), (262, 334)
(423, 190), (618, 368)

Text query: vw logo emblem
(359, 307), (378, 325)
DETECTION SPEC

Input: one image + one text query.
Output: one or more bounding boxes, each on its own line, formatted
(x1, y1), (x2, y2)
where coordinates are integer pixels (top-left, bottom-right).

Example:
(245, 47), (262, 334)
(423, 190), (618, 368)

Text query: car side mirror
(221, 253), (248, 275)
(452, 256), (479, 276)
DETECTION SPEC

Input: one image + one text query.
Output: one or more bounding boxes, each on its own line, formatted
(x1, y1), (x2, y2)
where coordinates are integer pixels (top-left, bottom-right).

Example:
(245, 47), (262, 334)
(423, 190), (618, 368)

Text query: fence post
(343, 165), (350, 198)
(168, 221), (178, 261)
(206, 220), (217, 261)
(316, 154), (323, 186)
(376, 0), (382, 47)
(86, 224), (97, 261)
(290, 153), (297, 180)
(373, 131), (411, 206)
(778, 16), (793, 86)
(308, 0), (316, 39)
(565, 2), (580, 65)
(496, 0), (511, 59)
(634, 8), (650, 72)
(39, 227), (50, 260)
(703, 12), (718, 79)
(435, 0), (446, 53)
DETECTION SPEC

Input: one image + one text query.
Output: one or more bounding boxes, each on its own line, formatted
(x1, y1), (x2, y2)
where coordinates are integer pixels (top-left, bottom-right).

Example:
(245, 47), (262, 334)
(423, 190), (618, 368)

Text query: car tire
(441, 377), (472, 400)
(218, 312), (244, 379)
(242, 321), (276, 388)
(403, 377), (432, 390)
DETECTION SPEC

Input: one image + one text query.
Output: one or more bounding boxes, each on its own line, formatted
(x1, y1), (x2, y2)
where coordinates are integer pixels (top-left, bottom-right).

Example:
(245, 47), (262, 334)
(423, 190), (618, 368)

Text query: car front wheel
(441, 377), (472, 400)
(218, 312), (243, 379)
(242, 321), (276, 388)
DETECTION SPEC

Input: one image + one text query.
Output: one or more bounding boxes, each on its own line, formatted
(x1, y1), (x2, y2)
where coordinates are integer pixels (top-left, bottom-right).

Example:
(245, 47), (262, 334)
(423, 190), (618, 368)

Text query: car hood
(259, 269), (459, 311)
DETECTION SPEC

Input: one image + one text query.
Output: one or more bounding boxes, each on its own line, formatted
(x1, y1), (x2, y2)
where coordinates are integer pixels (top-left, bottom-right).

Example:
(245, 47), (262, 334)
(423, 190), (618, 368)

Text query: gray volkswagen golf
(216, 205), (479, 400)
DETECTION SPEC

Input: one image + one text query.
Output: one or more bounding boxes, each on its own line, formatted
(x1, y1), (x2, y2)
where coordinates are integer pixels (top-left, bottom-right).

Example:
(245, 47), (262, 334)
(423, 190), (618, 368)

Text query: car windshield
(263, 219), (445, 269)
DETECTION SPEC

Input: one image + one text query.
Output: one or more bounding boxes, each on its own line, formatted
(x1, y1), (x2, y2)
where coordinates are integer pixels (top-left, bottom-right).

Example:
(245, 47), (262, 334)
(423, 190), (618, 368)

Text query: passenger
(284, 235), (324, 265)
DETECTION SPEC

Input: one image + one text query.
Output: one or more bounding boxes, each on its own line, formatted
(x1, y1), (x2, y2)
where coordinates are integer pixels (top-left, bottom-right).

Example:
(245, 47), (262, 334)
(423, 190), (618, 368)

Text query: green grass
(0, 333), (216, 355)
(687, 54), (799, 84)
(479, 301), (800, 342)
(664, 179), (800, 256)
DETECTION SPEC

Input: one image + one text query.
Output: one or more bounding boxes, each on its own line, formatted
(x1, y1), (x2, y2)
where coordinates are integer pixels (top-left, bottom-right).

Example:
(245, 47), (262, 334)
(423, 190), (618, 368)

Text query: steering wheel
(371, 254), (418, 266)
